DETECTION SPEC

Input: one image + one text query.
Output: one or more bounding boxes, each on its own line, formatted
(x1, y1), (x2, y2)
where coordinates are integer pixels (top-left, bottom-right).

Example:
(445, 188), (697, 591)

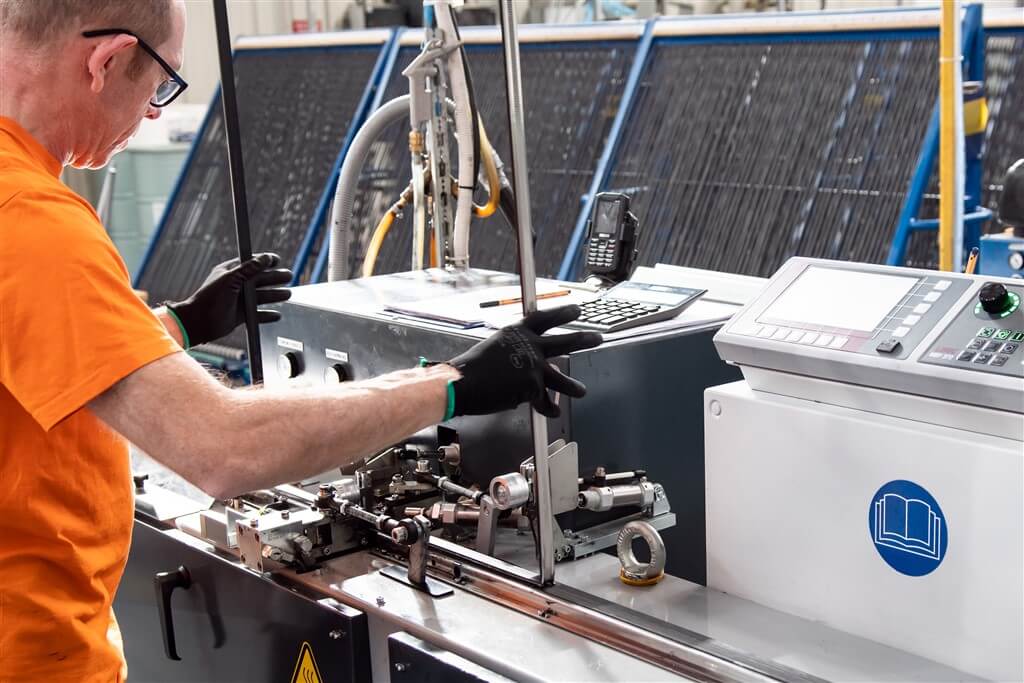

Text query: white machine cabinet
(705, 257), (1024, 682)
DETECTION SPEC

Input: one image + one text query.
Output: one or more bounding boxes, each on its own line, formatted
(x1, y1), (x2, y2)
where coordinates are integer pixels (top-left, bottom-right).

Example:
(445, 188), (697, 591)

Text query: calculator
(568, 281), (707, 333)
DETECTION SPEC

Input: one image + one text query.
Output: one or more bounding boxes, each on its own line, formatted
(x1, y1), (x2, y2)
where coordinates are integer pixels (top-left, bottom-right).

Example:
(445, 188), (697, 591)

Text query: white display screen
(759, 266), (919, 333)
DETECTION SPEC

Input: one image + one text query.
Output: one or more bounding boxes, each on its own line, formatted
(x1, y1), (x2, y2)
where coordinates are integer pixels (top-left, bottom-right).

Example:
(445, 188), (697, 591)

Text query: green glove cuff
(164, 306), (191, 350)
(444, 380), (456, 421)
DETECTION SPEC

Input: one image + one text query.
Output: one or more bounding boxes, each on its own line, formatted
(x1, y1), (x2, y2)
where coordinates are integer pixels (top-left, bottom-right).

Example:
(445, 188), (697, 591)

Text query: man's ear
(86, 33), (138, 94)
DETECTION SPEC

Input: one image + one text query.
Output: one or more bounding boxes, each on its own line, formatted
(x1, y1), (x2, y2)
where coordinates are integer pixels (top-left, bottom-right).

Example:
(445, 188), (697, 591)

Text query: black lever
(154, 565), (192, 661)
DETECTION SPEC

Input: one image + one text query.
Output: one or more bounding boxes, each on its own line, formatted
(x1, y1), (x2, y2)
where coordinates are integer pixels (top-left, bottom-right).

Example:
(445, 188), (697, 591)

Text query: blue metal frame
(556, 18), (656, 280)
(557, 21), (945, 279)
(887, 3), (987, 266)
(133, 38), (397, 288)
(296, 31), (398, 284)
(132, 85), (219, 288)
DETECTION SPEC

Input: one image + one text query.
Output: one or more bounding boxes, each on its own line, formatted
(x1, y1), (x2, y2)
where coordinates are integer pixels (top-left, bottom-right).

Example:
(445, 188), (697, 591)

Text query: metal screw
(329, 629), (345, 640)
(249, 517), (259, 527)
(595, 466), (606, 478)
(281, 510), (290, 519)
(394, 662), (409, 672)
(391, 526), (410, 544)
(376, 596), (386, 606)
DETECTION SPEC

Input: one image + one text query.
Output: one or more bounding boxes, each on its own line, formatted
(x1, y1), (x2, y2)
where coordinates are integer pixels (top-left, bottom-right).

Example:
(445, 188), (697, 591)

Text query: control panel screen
(759, 266), (919, 333)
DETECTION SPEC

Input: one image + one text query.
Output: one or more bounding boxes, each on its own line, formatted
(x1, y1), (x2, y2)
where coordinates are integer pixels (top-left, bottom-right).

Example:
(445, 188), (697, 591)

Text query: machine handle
(153, 565), (192, 661)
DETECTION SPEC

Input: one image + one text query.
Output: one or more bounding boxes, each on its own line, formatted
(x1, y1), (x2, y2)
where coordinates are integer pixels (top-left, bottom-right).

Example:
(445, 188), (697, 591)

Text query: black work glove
(446, 305), (602, 418)
(165, 252), (292, 348)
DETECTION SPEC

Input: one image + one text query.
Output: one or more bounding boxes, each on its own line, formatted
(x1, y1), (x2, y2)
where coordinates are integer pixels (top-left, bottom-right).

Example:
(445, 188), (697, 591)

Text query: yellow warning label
(290, 641), (324, 683)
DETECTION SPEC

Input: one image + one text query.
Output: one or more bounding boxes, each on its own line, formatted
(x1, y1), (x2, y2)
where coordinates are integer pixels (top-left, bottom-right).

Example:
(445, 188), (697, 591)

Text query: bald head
(0, 0), (174, 49)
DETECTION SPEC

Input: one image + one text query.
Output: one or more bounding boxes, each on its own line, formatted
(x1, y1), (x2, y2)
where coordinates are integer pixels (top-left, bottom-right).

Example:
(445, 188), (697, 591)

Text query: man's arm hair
(88, 351), (457, 499)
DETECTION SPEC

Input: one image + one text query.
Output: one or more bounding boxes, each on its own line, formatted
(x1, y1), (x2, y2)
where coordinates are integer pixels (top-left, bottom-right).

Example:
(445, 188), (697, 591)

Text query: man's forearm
(188, 364), (458, 498)
(89, 352), (458, 500)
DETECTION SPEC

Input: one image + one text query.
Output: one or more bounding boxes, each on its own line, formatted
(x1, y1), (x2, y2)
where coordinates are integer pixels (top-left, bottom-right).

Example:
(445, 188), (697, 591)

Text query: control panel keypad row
(751, 324), (849, 349)
(955, 327), (1022, 368)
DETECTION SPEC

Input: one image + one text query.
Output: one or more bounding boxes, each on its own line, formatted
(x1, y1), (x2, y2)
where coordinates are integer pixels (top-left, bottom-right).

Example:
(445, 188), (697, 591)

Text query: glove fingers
(539, 331), (602, 358)
(257, 310), (282, 324)
(252, 267), (293, 288)
(543, 364), (587, 398)
(256, 288), (291, 305)
(253, 252), (281, 268)
(237, 253), (279, 279)
(521, 304), (582, 335)
(533, 391), (561, 418)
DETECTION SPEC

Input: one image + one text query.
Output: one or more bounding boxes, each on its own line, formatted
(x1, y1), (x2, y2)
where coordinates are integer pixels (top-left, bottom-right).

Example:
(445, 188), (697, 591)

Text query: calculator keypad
(574, 298), (661, 331)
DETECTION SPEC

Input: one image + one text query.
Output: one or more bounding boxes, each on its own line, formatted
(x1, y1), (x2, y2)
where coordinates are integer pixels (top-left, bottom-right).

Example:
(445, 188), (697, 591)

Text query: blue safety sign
(868, 480), (947, 577)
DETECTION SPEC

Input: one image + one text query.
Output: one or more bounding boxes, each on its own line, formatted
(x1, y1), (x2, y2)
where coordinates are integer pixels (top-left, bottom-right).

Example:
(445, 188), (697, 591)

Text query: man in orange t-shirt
(0, 1), (600, 680)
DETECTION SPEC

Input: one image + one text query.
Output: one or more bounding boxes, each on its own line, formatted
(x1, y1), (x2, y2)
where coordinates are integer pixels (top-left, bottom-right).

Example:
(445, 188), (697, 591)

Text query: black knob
(979, 282), (1011, 314)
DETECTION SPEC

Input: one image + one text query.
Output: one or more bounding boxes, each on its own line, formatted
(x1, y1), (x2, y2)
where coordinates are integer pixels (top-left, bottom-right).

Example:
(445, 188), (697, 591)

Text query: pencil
(964, 247), (979, 274)
(479, 289), (571, 308)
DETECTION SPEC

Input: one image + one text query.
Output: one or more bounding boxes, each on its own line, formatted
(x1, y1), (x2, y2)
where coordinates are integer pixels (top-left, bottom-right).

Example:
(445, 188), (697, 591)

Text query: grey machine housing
(260, 268), (758, 583)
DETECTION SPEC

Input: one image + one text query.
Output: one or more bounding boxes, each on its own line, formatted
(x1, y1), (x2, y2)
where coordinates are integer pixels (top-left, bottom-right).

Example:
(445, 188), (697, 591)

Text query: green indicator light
(995, 329), (1013, 340)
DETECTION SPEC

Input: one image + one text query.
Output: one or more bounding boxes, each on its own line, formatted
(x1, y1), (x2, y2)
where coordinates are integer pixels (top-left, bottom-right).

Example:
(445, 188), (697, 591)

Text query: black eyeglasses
(82, 28), (188, 107)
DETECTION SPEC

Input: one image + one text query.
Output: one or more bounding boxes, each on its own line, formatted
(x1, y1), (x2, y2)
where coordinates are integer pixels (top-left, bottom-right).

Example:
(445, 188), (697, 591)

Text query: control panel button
(799, 332), (819, 345)
(875, 338), (901, 354)
(892, 326), (911, 338)
(933, 280), (952, 291)
(977, 327), (995, 338)
(323, 364), (350, 384)
(991, 354), (1009, 367)
(1011, 331), (1024, 342)
(973, 352), (993, 364)
(828, 336), (848, 349)
(913, 303), (932, 315)
(967, 339), (985, 350)
(995, 329), (1013, 341)
(813, 334), (833, 347)
(772, 327), (791, 340)
(957, 351), (977, 362)
(786, 329), (805, 342)
(923, 291), (941, 303)
(984, 341), (1003, 353)
(903, 314), (921, 326)
(979, 282), (1011, 315)
(1002, 342), (1019, 355)
(757, 325), (777, 338)
(277, 352), (302, 379)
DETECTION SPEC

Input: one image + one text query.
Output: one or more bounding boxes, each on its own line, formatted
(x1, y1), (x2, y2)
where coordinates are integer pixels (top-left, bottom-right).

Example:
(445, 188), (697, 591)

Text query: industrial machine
(114, 0), (1023, 678)
(707, 257), (1024, 681)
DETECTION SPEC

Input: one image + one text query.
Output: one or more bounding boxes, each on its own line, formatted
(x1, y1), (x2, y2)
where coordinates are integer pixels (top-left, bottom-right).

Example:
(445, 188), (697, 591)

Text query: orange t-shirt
(0, 117), (181, 681)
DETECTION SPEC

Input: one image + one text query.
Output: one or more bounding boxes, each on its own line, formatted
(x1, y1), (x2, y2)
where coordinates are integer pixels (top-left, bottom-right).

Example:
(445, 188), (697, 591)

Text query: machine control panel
(715, 258), (1024, 414)
(731, 265), (970, 361)
(920, 281), (1024, 377)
